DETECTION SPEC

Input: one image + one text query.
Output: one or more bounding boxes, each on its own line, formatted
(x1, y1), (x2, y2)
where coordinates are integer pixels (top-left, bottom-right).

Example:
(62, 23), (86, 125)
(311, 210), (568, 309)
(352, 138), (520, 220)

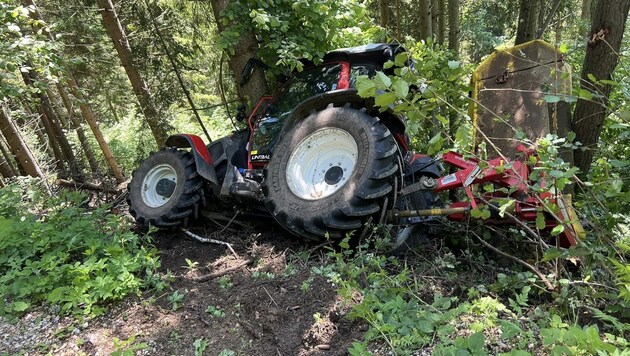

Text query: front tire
(128, 148), (206, 228)
(263, 106), (398, 240)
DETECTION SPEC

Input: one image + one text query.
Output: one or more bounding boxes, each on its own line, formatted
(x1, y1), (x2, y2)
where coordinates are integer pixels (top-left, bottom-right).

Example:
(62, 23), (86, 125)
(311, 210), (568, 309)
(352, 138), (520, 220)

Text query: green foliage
(218, 0), (377, 72)
(111, 335), (148, 356)
(193, 337), (209, 356)
(168, 289), (187, 311)
(205, 305), (225, 318)
(0, 181), (161, 317)
(356, 42), (471, 153)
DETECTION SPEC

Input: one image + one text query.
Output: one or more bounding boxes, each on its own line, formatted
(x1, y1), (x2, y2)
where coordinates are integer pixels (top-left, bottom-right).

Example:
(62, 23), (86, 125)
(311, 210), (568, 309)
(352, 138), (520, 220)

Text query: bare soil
(45, 225), (365, 355)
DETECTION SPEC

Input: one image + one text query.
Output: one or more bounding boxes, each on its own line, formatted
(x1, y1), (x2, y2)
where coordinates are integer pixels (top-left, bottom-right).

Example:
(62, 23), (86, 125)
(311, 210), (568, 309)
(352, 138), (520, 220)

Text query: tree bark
(419, 0), (432, 41)
(67, 77), (125, 183)
(209, 0), (269, 109)
(54, 85), (100, 175)
(0, 137), (17, 178)
(448, 0), (460, 55)
(515, 0), (541, 45)
(96, 0), (171, 146)
(21, 66), (83, 180)
(581, 0), (592, 21)
(379, 0), (389, 29)
(437, 0), (446, 44)
(0, 104), (44, 179)
(573, 0), (630, 175)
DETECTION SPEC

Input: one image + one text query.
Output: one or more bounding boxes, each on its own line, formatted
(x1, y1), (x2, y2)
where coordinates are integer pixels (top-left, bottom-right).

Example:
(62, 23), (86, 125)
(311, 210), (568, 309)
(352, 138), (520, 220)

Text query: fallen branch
(55, 178), (121, 194)
(193, 259), (253, 282)
(471, 231), (555, 291)
(181, 228), (239, 258)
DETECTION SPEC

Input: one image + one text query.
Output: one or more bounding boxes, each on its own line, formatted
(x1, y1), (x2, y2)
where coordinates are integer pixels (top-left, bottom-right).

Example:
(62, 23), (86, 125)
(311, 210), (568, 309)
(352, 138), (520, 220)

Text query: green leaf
(355, 76), (375, 98)
(610, 160), (630, 168)
(550, 225), (565, 236)
(542, 247), (564, 261)
(578, 88), (593, 100)
(392, 79), (409, 98)
(536, 213), (546, 230)
(543, 95), (560, 103)
(375, 92), (397, 107)
(559, 43), (568, 54)
(394, 52), (408, 67)
(383, 60), (394, 69)
(468, 332), (485, 351)
(448, 60), (460, 69)
(375, 72), (392, 88)
(12, 301), (29, 312)
(587, 73), (597, 82)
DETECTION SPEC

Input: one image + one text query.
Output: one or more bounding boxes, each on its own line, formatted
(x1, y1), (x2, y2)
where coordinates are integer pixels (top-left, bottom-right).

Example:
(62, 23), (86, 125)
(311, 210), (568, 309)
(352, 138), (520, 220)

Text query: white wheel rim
(286, 127), (358, 200)
(141, 163), (178, 208)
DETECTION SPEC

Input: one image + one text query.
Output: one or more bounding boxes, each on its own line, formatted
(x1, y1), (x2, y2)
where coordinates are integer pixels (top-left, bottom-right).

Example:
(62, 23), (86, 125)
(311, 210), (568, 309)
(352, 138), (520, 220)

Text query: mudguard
(407, 154), (442, 178)
(165, 134), (218, 185)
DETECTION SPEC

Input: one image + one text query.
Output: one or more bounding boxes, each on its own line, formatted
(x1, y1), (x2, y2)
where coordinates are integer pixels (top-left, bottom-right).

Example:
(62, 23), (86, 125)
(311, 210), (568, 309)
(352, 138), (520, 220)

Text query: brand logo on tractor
(251, 154), (271, 161)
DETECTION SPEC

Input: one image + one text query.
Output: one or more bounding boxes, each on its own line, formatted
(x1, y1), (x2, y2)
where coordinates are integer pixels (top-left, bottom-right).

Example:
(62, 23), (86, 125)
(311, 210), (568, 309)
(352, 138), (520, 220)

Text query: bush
(0, 180), (161, 317)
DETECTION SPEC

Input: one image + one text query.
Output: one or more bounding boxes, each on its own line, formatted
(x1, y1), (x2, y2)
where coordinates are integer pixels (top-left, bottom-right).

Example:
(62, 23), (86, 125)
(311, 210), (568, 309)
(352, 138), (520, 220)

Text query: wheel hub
(141, 163), (178, 208)
(324, 166), (344, 185)
(286, 127), (358, 200)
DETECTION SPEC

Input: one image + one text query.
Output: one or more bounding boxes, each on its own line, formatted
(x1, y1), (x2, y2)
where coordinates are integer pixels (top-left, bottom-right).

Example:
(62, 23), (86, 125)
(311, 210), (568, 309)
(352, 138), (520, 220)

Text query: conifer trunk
(96, 0), (171, 146)
(0, 104), (44, 178)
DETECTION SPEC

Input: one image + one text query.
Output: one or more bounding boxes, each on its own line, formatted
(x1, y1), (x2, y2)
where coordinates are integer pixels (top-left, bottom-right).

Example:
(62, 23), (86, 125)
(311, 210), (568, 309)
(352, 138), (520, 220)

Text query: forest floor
(2, 223), (366, 356)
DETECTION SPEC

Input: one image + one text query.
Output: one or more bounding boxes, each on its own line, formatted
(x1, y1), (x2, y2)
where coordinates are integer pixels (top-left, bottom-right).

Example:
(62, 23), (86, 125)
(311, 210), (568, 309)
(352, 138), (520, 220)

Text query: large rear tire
(263, 106), (398, 240)
(128, 148), (206, 228)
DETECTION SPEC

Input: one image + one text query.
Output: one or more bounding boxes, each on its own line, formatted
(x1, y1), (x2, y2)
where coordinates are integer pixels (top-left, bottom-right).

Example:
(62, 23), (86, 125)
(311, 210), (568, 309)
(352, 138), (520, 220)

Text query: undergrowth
(322, 231), (630, 355)
(0, 179), (162, 317)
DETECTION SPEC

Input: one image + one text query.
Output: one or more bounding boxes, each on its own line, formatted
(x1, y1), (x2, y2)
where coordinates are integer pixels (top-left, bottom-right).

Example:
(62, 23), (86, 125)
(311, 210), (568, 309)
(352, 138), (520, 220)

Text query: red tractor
(127, 43), (583, 250)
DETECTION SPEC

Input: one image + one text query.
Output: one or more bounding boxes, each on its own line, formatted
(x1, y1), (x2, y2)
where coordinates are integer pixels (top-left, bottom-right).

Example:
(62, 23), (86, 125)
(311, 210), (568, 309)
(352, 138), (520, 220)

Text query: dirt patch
(43, 227), (365, 355)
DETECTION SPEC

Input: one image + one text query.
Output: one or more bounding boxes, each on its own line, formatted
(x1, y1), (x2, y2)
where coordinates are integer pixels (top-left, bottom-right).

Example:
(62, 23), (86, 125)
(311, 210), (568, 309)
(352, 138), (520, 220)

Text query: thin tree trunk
(21, 66), (83, 180)
(419, 0), (432, 41)
(448, 0), (460, 55)
(536, 0), (563, 38)
(0, 136), (17, 178)
(0, 104), (44, 178)
(515, 0), (541, 45)
(54, 84), (100, 175)
(573, 0), (630, 175)
(209, 0), (269, 109)
(379, 0), (389, 29)
(67, 77), (125, 183)
(431, 0), (439, 39)
(437, 0), (446, 44)
(96, 0), (171, 146)
(581, 0), (592, 21)
(22, 0), (112, 177)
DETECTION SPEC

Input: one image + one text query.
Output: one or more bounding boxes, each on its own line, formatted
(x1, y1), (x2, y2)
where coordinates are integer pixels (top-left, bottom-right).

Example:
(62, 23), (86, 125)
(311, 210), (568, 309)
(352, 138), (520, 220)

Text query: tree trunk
(448, 0), (460, 55)
(96, 0), (171, 146)
(419, 0), (432, 41)
(21, 66), (83, 180)
(21, 0), (124, 182)
(67, 77), (125, 183)
(515, 0), (541, 45)
(573, 0), (630, 175)
(54, 84), (100, 175)
(379, 0), (389, 29)
(581, 0), (592, 21)
(0, 137), (17, 178)
(0, 104), (44, 178)
(209, 0), (269, 109)
(536, 0), (563, 39)
(437, 0), (446, 44)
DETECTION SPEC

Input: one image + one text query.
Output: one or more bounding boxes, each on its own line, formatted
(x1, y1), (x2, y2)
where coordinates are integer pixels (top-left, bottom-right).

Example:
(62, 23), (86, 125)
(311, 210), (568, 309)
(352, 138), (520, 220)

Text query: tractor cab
(247, 44), (407, 168)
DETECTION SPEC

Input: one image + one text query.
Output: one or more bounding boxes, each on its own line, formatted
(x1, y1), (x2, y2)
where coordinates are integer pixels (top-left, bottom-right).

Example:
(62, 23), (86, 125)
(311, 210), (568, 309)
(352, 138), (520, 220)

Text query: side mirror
(236, 104), (247, 122)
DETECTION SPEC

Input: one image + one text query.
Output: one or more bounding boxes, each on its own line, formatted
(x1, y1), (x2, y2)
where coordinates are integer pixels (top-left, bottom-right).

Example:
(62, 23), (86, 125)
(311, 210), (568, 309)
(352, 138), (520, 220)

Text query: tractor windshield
(250, 64), (342, 161)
